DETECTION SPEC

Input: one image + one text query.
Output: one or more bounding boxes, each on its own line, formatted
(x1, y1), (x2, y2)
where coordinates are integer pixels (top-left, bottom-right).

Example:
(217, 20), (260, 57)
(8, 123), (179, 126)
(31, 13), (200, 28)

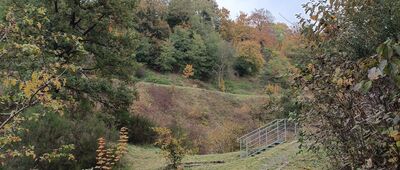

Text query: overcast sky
(215, 0), (309, 26)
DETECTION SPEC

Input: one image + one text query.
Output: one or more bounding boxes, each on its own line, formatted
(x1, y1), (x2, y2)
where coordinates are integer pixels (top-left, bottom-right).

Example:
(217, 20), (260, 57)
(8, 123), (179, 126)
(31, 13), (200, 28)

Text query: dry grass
(131, 82), (273, 154)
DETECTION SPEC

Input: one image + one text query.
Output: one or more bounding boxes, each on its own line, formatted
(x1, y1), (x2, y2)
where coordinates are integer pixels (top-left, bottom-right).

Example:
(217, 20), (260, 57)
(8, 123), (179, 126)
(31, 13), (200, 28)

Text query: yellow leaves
(183, 64), (194, 78)
(21, 44), (41, 56)
(17, 71), (66, 114)
(307, 63), (316, 73)
(335, 77), (354, 87)
(67, 154), (75, 161)
(390, 130), (400, 141)
(2, 78), (17, 87)
(53, 78), (62, 90)
(39, 144), (75, 163)
(24, 146), (36, 159)
(23, 17), (34, 26)
(37, 7), (46, 16)
(265, 84), (282, 95)
(152, 127), (186, 167)
(37, 22), (42, 30)
(20, 71), (42, 97)
(218, 78), (226, 92)
(235, 40), (265, 73)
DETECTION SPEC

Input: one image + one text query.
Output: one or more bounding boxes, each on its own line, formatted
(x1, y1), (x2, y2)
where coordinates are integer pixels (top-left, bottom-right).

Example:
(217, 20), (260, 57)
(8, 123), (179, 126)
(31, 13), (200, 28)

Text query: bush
(115, 111), (156, 144)
(153, 127), (186, 169)
(3, 109), (118, 169)
(297, 0), (400, 168)
(135, 66), (147, 79)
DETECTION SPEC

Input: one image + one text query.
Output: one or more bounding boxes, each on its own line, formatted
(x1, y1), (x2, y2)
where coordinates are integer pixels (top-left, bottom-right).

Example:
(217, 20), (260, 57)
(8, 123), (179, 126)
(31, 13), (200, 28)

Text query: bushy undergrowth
(115, 111), (156, 144)
(296, 0), (400, 168)
(3, 108), (118, 169)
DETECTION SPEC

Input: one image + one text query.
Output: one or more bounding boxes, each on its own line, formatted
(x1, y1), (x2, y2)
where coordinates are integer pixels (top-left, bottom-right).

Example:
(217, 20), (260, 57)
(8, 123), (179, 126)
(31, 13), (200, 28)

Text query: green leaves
(353, 80), (372, 94)
(377, 40), (394, 59)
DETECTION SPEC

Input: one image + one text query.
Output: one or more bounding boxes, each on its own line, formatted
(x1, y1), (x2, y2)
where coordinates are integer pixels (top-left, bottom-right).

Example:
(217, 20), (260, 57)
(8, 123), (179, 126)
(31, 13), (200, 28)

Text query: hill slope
(131, 82), (272, 153)
(122, 142), (329, 170)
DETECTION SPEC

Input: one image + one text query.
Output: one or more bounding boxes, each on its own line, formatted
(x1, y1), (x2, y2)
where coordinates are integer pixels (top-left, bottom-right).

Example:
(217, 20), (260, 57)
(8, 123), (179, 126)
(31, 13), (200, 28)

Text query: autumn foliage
(95, 127), (129, 170)
(297, 0), (400, 169)
(153, 127), (186, 169)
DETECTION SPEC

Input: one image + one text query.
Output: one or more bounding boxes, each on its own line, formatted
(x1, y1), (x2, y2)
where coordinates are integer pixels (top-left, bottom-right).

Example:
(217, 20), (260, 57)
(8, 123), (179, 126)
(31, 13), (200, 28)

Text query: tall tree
(0, 0), (138, 167)
(167, 0), (194, 27)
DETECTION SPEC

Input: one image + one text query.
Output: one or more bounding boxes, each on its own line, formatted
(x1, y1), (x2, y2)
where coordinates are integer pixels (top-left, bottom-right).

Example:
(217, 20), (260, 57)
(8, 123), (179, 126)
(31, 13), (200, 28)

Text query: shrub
(153, 127), (186, 169)
(182, 64), (194, 78)
(2, 107), (119, 169)
(115, 111), (156, 144)
(95, 127), (129, 170)
(207, 121), (244, 153)
(134, 66), (147, 79)
(297, 0), (400, 168)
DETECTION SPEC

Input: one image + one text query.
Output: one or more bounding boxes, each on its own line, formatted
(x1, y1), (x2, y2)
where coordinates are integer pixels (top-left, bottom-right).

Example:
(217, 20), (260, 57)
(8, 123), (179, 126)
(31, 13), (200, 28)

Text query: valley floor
(121, 141), (330, 170)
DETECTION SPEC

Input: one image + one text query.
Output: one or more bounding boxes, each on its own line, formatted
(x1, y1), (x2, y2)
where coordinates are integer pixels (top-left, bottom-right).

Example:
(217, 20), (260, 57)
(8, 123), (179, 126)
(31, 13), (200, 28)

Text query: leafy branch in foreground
(296, 0), (400, 168)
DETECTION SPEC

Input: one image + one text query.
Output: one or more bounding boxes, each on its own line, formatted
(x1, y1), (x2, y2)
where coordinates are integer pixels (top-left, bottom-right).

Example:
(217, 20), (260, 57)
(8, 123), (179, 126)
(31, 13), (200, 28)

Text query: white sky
(215, 0), (309, 26)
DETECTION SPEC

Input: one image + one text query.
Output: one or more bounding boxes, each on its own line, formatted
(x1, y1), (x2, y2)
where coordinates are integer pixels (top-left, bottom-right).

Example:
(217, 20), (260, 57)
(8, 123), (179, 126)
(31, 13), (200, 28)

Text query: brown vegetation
(131, 82), (272, 154)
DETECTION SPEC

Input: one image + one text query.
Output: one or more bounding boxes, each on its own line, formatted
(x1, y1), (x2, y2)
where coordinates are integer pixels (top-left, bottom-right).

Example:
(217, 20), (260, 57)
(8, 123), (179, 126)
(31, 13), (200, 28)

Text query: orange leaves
(115, 127), (129, 162)
(183, 64), (194, 78)
(390, 130), (400, 142)
(2, 78), (17, 87)
(311, 15), (319, 21)
(96, 127), (129, 170)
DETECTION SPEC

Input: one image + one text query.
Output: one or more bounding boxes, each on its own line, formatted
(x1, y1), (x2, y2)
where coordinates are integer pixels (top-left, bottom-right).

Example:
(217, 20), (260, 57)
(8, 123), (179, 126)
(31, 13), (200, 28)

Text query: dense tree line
(134, 0), (292, 80)
(0, 0), (295, 169)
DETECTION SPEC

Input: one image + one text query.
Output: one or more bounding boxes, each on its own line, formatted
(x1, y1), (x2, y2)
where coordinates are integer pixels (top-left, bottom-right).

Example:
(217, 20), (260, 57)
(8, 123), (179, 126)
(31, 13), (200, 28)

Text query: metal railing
(238, 119), (297, 158)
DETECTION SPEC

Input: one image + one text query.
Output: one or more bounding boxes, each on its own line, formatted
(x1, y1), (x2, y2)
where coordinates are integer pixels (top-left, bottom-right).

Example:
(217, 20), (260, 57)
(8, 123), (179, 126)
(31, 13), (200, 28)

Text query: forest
(0, 0), (399, 169)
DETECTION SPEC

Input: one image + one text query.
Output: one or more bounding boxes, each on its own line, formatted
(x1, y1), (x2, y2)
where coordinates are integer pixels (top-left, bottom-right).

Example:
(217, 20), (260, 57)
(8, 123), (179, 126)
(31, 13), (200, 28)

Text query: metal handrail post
(284, 119), (287, 142)
(258, 130), (261, 147)
(246, 141), (249, 157)
(276, 120), (279, 142)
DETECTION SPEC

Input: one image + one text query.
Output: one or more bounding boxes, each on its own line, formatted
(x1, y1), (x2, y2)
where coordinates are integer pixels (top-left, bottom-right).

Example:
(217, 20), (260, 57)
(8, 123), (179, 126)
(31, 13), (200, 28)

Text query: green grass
(120, 142), (330, 170)
(224, 79), (264, 95)
(136, 69), (264, 95)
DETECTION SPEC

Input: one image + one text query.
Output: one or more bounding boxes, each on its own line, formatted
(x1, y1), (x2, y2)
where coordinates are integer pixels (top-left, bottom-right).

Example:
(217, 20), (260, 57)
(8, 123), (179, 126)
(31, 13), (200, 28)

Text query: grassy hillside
(135, 69), (266, 95)
(121, 142), (329, 170)
(131, 82), (271, 154)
